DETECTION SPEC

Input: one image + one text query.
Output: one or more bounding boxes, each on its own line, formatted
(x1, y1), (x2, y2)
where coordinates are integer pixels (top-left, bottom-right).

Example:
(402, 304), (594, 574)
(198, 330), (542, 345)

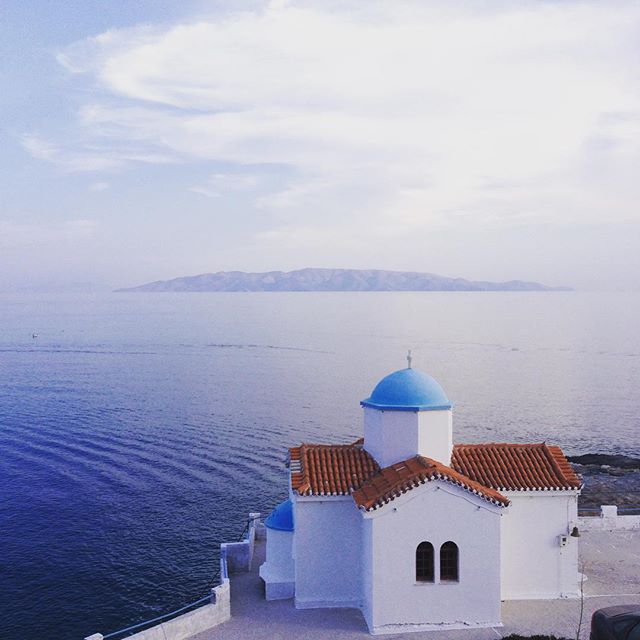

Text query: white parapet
(221, 512), (261, 573)
(119, 594), (231, 640)
(83, 513), (261, 640)
(579, 505), (640, 531)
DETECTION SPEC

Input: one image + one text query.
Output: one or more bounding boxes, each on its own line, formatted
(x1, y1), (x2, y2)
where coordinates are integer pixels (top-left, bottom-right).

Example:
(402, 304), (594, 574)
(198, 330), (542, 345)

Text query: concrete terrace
(193, 529), (640, 640)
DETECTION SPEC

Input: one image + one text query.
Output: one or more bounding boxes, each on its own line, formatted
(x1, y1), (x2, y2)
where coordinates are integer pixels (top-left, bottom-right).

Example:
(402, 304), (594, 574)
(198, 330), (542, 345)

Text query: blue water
(1, 292), (639, 640)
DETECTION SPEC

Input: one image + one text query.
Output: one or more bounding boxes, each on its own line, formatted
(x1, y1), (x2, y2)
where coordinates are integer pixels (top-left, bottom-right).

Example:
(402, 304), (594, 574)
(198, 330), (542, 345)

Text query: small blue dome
(264, 499), (294, 532)
(361, 368), (452, 411)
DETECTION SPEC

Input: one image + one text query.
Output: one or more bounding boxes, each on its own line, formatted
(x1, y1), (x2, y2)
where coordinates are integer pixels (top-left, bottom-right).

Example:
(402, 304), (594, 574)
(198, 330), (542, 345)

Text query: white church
(259, 359), (583, 635)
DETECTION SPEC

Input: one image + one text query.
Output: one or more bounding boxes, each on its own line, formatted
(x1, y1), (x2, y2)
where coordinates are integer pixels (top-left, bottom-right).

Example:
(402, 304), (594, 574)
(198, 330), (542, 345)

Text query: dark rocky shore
(568, 454), (640, 512)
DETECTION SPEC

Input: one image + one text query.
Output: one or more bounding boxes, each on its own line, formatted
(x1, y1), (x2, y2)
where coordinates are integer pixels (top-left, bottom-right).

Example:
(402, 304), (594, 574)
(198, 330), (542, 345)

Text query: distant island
(116, 268), (571, 292)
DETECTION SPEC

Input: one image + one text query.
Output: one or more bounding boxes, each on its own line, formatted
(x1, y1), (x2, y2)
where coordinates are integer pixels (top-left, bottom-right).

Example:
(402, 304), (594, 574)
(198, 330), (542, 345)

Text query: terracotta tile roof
(352, 456), (509, 511)
(289, 443), (379, 496)
(289, 440), (581, 509)
(451, 443), (582, 492)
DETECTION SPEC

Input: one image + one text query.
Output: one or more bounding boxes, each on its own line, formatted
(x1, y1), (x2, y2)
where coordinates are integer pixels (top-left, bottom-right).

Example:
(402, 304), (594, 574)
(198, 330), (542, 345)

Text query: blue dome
(264, 499), (294, 532)
(361, 368), (452, 411)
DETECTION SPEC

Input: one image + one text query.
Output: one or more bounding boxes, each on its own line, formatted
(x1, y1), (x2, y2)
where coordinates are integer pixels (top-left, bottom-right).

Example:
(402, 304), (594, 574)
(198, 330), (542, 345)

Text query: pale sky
(2, 0), (640, 291)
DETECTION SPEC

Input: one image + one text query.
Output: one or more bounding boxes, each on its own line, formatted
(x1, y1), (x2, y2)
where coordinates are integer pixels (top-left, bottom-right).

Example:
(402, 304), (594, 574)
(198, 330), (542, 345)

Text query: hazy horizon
(2, 1), (640, 292)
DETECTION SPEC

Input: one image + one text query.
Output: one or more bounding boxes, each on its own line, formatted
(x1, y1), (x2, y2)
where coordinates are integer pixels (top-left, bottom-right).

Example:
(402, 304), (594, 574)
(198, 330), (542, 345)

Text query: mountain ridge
(116, 268), (571, 292)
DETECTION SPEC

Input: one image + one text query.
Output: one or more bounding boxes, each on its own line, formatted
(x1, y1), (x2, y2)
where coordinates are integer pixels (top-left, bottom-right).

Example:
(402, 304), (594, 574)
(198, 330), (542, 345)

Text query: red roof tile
(451, 443), (582, 491)
(289, 443), (379, 496)
(352, 456), (509, 511)
(289, 440), (581, 510)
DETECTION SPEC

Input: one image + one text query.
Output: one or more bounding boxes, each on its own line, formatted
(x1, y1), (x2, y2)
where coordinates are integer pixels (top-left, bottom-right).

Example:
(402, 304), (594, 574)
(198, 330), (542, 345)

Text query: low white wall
(118, 584), (230, 640)
(84, 513), (260, 640)
(84, 583), (230, 640)
(579, 505), (640, 531)
(221, 512), (261, 573)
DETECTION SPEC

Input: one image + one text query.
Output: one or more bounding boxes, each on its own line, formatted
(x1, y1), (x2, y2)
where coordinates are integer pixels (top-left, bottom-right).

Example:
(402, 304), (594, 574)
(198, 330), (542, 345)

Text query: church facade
(259, 363), (583, 635)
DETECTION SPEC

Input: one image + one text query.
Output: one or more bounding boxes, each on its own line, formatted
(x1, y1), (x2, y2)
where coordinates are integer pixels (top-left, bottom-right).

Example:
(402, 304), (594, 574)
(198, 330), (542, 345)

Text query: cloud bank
(20, 0), (640, 287)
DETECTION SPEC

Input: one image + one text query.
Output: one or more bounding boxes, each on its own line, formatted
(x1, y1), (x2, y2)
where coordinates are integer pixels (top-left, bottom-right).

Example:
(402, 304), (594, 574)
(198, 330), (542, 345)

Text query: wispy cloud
(190, 173), (261, 198)
(17, 0), (640, 288)
(48, 2), (640, 221)
(21, 132), (178, 172)
(22, 134), (121, 172)
(88, 181), (110, 192)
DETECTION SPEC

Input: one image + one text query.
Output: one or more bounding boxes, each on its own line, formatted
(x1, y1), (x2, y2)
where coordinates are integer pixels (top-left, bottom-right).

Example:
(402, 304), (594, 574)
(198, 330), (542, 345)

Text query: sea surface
(1, 291), (639, 640)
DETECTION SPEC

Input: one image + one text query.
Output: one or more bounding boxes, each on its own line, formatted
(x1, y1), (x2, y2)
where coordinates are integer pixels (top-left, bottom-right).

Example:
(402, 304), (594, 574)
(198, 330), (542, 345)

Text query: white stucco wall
(500, 491), (579, 600)
(293, 495), (363, 609)
(362, 481), (503, 634)
(363, 407), (452, 468)
(364, 407), (418, 467)
(259, 528), (295, 600)
(417, 410), (452, 465)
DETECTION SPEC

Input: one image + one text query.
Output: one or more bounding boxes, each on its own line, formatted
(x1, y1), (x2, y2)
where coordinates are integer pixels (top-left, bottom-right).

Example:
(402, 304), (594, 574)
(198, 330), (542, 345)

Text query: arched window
(440, 541), (459, 582)
(416, 542), (434, 582)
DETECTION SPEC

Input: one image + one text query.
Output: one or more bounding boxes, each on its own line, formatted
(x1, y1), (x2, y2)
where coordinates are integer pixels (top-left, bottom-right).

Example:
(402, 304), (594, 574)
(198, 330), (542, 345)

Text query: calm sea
(1, 292), (639, 639)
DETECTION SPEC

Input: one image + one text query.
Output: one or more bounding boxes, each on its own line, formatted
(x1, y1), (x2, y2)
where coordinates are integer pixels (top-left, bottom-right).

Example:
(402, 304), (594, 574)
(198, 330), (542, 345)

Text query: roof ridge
(455, 442), (547, 449)
(417, 454), (507, 498)
(543, 443), (565, 484)
(296, 441), (361, 448)
(353, 454), (509, 512)
(546, 444), (583, 489)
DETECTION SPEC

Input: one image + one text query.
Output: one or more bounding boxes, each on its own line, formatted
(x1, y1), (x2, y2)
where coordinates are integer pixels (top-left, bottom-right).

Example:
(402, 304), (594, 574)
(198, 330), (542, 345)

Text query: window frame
(415, 541), (435, 583)
(439, 541), (459, 582)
